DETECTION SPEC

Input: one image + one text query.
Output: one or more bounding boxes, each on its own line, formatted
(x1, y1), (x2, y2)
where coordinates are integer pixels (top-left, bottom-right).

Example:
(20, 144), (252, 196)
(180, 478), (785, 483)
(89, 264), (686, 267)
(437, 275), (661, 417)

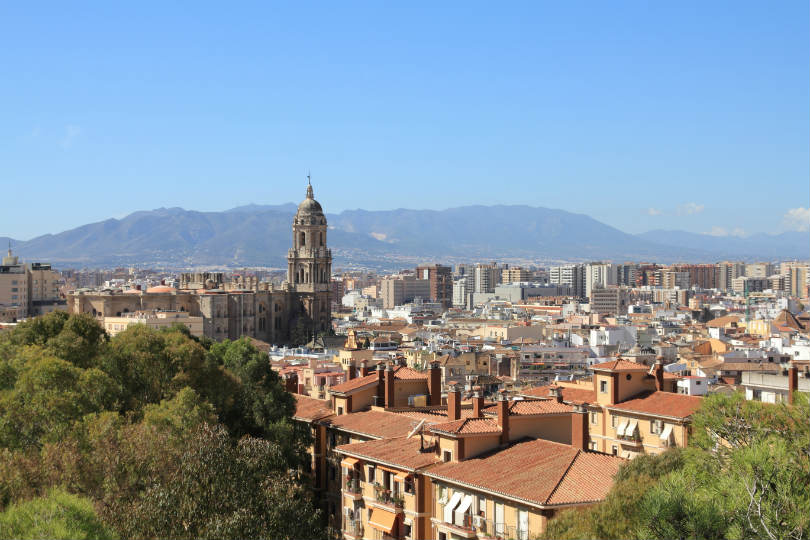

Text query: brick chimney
(428, 361), (442, 406)
(376, 364), (385, 406)
(788, 365), (799, 404)
(385, 364), (396, 408)
(548, 385), (563, 403)
(571, 403), (589, 451)
(347, 364), (356, 380)
(654, 358), (664, 392)
(360, 360), (370, 377)
(496, 395), (510, 445)
(447, 387), (461, 421)
(472, 392), (485, 418)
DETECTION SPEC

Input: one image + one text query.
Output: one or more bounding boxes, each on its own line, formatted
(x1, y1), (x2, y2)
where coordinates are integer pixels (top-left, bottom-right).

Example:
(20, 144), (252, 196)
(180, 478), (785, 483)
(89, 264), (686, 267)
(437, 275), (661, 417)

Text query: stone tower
(287, 175), (332, 332)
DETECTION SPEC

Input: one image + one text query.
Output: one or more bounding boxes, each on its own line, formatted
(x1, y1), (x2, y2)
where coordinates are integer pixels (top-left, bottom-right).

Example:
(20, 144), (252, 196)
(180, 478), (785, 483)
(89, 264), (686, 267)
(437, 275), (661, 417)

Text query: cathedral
(68, 180), (332, 344)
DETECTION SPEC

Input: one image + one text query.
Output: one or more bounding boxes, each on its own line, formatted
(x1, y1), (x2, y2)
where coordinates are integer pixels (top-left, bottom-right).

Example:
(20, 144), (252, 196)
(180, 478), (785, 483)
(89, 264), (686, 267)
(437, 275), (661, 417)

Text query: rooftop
(426, 438), (624, 507)
(609, 390), (703, 419)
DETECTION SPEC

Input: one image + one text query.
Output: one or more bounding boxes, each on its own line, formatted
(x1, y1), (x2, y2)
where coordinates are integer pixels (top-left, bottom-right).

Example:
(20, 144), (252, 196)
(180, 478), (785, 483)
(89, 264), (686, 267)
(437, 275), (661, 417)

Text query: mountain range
(2, 205), (806, 270)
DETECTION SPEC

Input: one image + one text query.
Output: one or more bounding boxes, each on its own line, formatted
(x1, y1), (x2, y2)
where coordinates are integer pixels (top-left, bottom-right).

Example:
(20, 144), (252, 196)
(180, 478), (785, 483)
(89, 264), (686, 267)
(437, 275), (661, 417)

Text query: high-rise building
(745, 262), (776, 279)
(617, 263), (638, 287)
(416, 264), (453, 309)
(474, 263), (501, 293)
(501, 266), (531, 284)
(550, 264), (586, 298)
(585, 263), (618, 298)
(590, 286), (630, 316)
(0, 248), (64, 319)
(716, 262), (745, 291)
(380, 275), (431, 309)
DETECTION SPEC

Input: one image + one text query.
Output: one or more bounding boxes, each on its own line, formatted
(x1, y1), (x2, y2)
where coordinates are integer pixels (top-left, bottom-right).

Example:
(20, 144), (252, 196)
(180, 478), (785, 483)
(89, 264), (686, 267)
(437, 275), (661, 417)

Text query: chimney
(496, 395), (510, 445)
(347, 364), (356, 380)
(788, 365), (798, 404)
(571, 403), (589, 451)
(548, 385), (563, 403)
(472, 392), (485, 418)
(360, 360), (370, 377)
(376, 364), (385, 406)
(428, 361), (441, 406)
(654, 359), (664, 392)
(284, 374), (297, 393)
(447, 387), (461, 421)
(385, 363), (396, 408)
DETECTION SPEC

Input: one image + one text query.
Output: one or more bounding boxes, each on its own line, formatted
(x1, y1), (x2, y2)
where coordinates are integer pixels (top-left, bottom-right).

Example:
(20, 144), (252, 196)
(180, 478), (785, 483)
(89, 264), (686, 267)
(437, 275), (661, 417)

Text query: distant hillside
(4, 205), (806, 269)
(636, 230), (808, 261)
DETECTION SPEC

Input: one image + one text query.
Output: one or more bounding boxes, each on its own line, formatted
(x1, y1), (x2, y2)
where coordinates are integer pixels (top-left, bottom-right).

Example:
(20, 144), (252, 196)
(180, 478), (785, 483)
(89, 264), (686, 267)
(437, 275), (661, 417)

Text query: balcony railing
(343, 519), (363, 538)
(344, 478), (361, 495)
(373, 485), (404, 508)
(445, 515), (518, 540)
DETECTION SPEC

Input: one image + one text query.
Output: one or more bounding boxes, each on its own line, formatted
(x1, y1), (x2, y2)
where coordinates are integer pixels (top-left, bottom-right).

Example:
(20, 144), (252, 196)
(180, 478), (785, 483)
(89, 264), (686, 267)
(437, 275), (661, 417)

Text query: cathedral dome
(296, 177), (324, 216)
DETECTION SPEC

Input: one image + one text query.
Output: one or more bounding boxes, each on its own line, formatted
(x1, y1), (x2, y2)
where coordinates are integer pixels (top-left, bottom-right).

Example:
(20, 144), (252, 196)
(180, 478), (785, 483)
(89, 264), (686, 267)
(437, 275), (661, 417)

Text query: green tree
(0, 489), (116, 540)
(105, 423), (325, 540)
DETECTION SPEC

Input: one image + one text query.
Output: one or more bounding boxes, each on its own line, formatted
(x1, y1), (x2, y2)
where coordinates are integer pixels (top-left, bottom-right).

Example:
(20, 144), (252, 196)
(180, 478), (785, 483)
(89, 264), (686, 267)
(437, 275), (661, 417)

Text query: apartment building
(523, 359), (698, 459)
(501, 267), (531, 284)
(102, 310), (204, 337)
(291, 358), (629, 539)
(0, 249), (64, 319)
(416, 264), (453, 309)
(550, 264), (586, 298)
(590, 286), (630, 316)
(381, 276), (431, 309)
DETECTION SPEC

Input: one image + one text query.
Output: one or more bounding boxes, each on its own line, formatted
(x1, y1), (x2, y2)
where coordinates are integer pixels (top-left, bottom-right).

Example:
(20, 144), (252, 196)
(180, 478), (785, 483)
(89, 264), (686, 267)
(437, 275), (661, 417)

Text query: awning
(616, 420), (628, 437)
(378, 465), (401, 474)
(394, 471), (410, 483)
(368, 508), (398, 535)
(626, 419), (638, 437)
(659, 423), (673, 441)
(340, 457), (360, 469)
(454, 494), (473, 526)
(444, 491), (463, 523)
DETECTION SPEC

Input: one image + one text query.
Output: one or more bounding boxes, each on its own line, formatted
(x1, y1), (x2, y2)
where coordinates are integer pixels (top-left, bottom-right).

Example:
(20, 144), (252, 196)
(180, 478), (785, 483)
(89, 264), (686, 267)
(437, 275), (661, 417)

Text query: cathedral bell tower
(287, 175), (332, 331)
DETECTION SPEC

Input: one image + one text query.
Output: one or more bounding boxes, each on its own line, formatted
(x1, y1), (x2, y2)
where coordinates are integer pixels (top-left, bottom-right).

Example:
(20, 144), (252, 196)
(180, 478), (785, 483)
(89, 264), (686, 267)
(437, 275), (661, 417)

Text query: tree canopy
(544, 391), (810, 540)
(0, 313), (324, 539)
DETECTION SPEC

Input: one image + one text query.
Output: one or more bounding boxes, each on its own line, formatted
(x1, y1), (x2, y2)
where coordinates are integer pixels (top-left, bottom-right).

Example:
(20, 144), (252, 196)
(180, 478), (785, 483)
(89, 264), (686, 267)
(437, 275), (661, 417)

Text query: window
(337, 407), (344, 416)
(477, 497), (487, 517)
(367, 464), (376, 483)
(589, 441), (598, 451)
(626, 374), (632, 381)
(650, 420), (660, 434)
(403, 523), (412, 538)
(590, 411), (598, 425)
(600, 380), (608, 393)
(611, 415), (618, 427)
(695, 380), (702, 385)
(611, 445), (618, 455)
(443, 450), (452, 462)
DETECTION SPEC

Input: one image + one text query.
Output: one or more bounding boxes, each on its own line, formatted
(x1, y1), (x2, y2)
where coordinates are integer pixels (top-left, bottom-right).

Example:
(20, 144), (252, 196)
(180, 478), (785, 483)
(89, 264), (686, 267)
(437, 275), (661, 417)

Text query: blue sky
(2, 1), (808, 240)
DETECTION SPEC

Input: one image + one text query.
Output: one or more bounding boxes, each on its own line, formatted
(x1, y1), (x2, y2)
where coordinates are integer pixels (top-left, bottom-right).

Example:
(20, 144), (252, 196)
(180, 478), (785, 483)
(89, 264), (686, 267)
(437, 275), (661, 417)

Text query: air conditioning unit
(473, 516), (484, 528)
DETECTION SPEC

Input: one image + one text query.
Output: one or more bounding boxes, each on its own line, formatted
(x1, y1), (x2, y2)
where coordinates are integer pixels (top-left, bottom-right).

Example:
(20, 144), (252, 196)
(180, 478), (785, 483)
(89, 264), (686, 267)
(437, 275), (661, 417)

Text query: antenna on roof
(407, 418), (426, 439)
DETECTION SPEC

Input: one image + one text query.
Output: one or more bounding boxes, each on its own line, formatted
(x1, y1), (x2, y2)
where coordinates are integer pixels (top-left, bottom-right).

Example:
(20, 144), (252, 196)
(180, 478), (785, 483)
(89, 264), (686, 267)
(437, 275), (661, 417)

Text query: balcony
(436, 515), (518, 540)
(619, 434), (643, 447)
(343, 477), (363, 500)
(373, 484), (405, 511)
(342, 519), (364, 539)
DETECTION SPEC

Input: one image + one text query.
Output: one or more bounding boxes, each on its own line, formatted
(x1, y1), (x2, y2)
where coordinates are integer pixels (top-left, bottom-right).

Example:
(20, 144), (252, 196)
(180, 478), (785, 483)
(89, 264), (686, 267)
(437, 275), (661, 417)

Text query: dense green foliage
(0, 312), (324, 539)
(544, 391), (810, 540)
(0, 489), (116, 540)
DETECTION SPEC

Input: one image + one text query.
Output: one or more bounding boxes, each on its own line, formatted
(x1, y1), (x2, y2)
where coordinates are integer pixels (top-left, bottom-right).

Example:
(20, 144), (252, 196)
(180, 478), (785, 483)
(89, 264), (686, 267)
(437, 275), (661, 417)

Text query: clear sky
(2, 1), (808, 240)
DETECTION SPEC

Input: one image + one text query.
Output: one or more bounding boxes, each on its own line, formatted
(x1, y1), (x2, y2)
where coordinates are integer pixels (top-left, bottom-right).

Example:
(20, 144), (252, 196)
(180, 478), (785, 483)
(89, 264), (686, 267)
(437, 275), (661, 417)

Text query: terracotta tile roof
(521, 385), (597, 404)
(591, 358), (650, 372)
(707, 314), (741, 328)
(335, 436), (439, 470)
(430, 418), (502, 435)
(482, 399), (573, 416)
(547, 451), (625, 505)
(326, 410), (428, 439)
(329, 365), (427, 395)
(394, 366), (428, 380)
(426, 438), (624, 507)
(395, 409), (479, 422)
(293, 395), (334, 422)
(610, 391), (703, 419)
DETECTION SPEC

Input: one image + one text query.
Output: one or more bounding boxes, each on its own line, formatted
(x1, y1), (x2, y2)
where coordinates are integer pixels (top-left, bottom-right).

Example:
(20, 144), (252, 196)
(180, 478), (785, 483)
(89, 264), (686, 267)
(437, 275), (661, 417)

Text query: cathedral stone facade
(68, 181), (332, 344)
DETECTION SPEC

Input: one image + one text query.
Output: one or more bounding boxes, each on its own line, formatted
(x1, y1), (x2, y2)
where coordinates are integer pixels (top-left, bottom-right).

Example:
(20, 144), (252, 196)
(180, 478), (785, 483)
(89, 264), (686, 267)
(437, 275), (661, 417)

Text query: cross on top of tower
(306, 171), (314, 199)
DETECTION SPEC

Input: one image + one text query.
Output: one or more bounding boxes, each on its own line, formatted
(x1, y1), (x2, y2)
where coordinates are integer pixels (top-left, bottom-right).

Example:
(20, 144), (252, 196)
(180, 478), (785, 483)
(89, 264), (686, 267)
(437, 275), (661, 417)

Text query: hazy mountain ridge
(3, 206), (806, 269)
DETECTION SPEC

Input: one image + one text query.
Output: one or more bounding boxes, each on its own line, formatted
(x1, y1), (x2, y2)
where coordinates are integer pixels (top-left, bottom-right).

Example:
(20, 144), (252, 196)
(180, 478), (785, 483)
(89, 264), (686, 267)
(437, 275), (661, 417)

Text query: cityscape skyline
(2, 2), (808, 239)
